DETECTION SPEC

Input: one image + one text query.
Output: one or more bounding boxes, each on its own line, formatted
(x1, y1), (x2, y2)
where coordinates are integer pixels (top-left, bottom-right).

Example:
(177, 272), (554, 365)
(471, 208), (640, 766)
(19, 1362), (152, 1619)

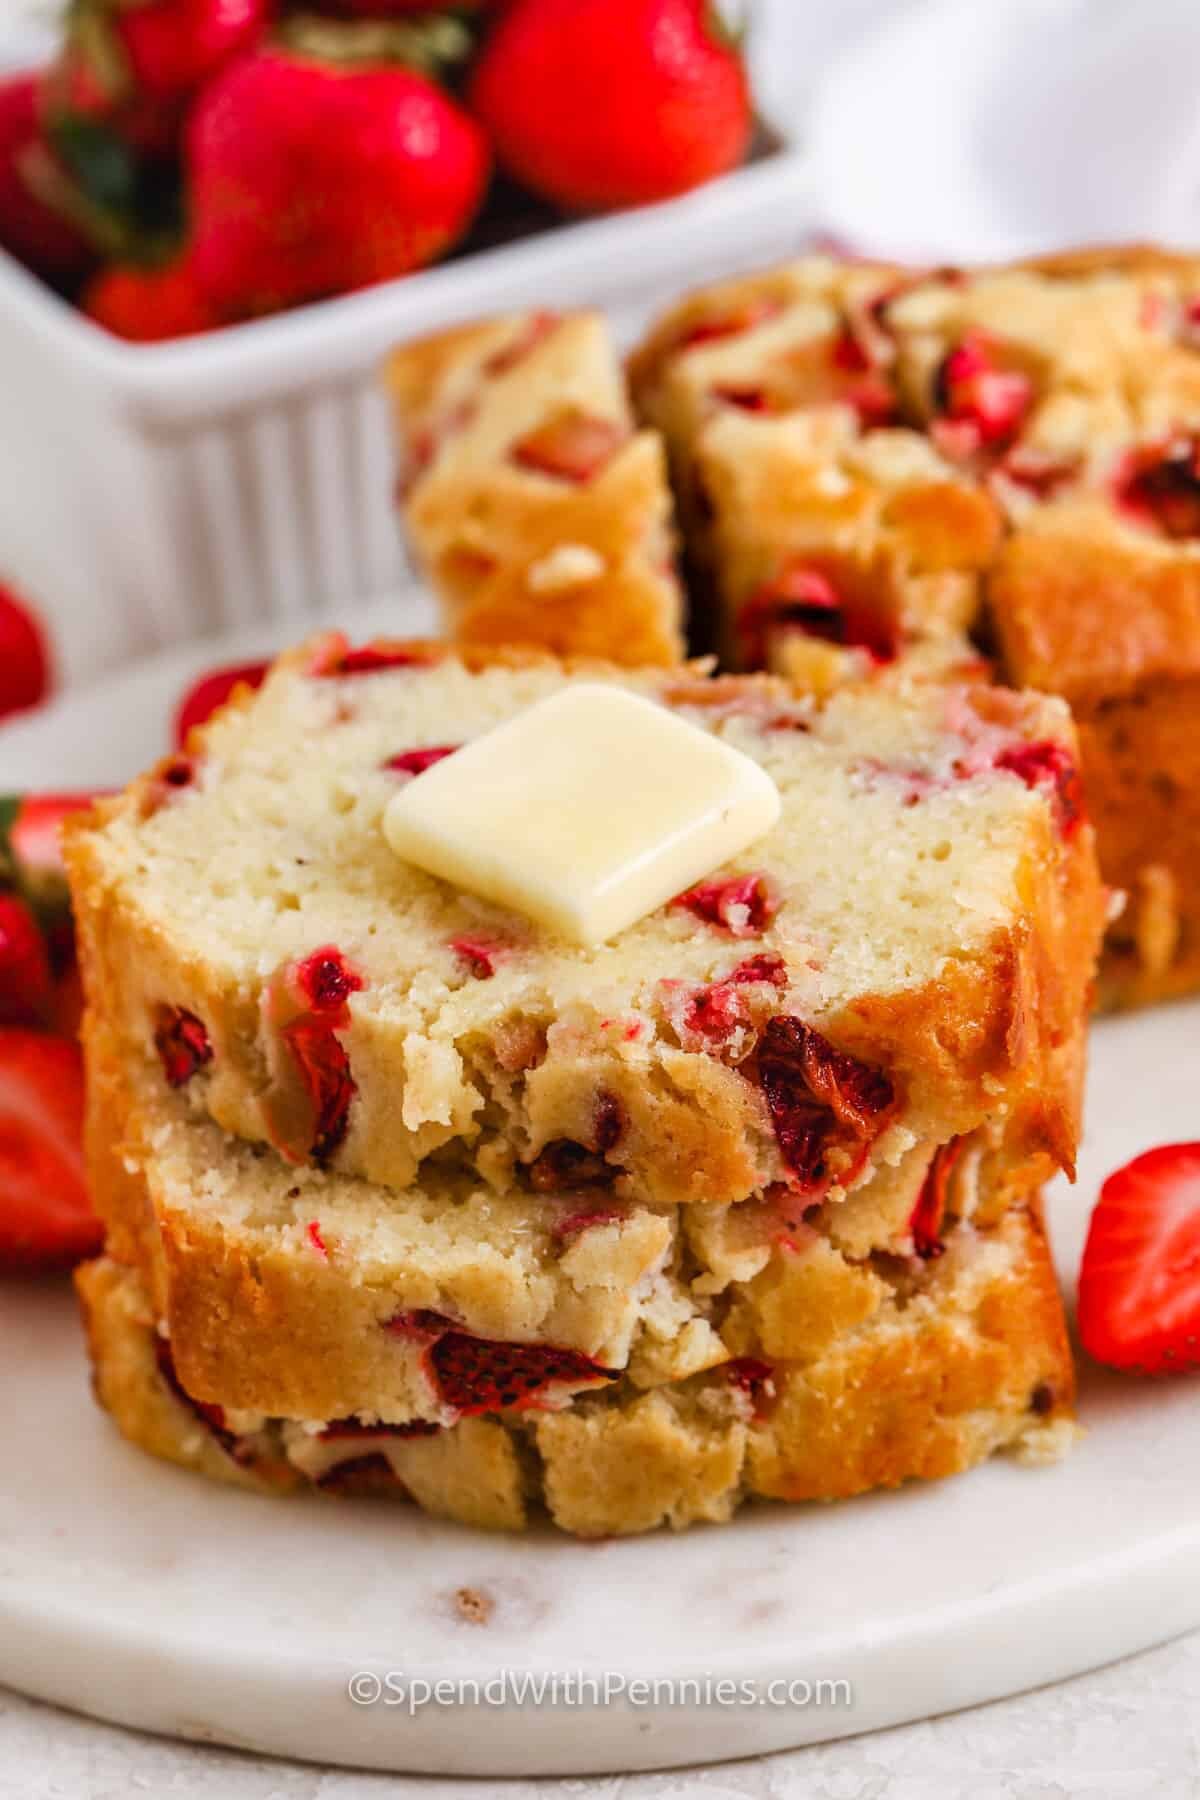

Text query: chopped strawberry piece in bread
(671, 872), (779, 938)
(527, 1139), (613, 1192)
(725, 1356), (776, 1416)
(736, 564), (897, 671)
(175, 659), (270, 746)
(262, 948), (365, 1165)
(483, 310), (560, 376)
(994, 741), (1085, 839)
(663, 952), (786, 1050)
(448, 934), (513, 980)
(1079, 1143), (1200, 1374)
(0, 1030), (99, 1272)
(0, 892), (52, 1026)
(592, 1089), (625, 1153)
(153, 1006), (213, 1087)
(931, 329), (1033, 457)
(908, 1137), (964, 1259)
(286, 1020), (357, 1165)
(1114, 436), (1200, 540)
(310, 636), (441, 677)
(511, 411), (630, 483)
(292, 947), (365, 1014)
(677, 297), (781, 350)
(385, 745), (461, 777)
(756, 1017), (896, 1195)
(154, 1338), (240, 1455)
(388, 1308), (616, 1416)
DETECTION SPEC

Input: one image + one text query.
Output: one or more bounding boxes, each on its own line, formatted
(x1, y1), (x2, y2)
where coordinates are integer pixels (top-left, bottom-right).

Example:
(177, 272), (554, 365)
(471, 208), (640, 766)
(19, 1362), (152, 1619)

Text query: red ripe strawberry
(0, 791), (101, 919)
(0, 1029), (99, 1271)
(1078, 1144), (1200, 1375)
(117, 0), (272, 102)
(174, 659), (269, 745)
(0, 74), (95, 282)
(188, 50), (490, 318)
(0, 895), (53, 1027)
(469, 0), (751, 211)
(45, 0), (270, 159)
(0, 583), (51, 721)
(83, 258), (221, 343)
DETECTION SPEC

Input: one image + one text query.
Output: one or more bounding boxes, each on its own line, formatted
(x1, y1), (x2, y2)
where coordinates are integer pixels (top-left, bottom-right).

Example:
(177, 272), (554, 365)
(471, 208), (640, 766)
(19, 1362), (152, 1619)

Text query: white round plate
(808, 0), (1200, 263)
(2, 601), (1200, 1777)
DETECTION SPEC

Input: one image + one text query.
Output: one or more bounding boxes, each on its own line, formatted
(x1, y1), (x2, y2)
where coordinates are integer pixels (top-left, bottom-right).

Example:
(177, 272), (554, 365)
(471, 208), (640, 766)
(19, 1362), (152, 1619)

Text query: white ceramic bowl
(0, 13), (819, 692)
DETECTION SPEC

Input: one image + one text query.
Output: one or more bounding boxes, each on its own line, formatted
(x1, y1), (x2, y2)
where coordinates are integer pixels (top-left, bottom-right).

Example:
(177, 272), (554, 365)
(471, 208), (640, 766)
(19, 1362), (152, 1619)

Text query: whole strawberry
(469, 0), (752, 211)
(44, 0), (271, 156)
(188, 50), (490, 316)
(0, 74), (95, 282)
(83, 255), (219, 341)
(0, 583), (51, 720)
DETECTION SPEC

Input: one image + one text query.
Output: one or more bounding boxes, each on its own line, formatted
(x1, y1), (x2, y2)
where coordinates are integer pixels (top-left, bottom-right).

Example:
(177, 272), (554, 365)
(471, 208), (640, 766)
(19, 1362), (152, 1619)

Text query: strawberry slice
(1078, 1143), (1200, 1374)
(0, 1029), (99, 1272)
(0, 893), (52, 1026)
(175, 659), (270, 747)
(511, 411), (630, 483)
(388, 1309), (616, 1416)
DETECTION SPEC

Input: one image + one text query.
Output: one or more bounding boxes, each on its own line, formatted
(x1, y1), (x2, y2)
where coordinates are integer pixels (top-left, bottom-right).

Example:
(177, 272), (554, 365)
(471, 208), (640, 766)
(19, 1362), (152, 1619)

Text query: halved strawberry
(0, 1029), (99, 1272)
(174, 659), (269, 747)
(511, 411), (629, 483)
(0, 892), (53, 1026)
(1078, 1143), (1200, 1374)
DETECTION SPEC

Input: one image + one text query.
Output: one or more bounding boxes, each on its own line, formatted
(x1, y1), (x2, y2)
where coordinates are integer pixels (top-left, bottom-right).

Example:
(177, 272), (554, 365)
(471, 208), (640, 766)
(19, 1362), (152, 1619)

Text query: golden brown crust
(77, 1201), (1076, 1537)
(745, 1207), (1074, 1504)
(389, 311), (685, 666)
(990, 527), (1200, 702)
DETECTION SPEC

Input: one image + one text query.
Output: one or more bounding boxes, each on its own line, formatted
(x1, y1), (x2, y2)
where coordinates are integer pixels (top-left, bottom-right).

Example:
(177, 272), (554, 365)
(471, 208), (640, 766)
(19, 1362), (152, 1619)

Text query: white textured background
(3, 0), (1198, 1792)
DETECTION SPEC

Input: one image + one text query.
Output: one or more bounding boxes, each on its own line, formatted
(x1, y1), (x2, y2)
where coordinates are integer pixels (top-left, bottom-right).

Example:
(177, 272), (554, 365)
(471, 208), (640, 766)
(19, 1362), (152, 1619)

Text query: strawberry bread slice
(66, 637), (1103, 1211)
(85, 1010), (1033, 1426)
(389, 310), (685, 665)
(78, 1184), (1075, 1537)
(633, 246), (1200, 1007)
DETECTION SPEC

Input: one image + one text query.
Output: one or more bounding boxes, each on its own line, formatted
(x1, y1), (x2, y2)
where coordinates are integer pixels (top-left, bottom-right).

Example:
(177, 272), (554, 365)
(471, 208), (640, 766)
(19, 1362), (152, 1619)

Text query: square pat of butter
(382, 683), (781, 946)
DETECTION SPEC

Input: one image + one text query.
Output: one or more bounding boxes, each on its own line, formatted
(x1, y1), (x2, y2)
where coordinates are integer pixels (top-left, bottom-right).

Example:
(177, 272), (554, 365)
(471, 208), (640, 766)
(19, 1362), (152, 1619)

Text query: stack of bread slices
(69, 633), (1103, 1536)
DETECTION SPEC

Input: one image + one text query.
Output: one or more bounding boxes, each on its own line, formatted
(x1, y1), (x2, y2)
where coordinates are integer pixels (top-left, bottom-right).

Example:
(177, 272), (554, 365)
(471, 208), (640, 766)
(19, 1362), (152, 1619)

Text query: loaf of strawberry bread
(65, 637), (1104, 1213)
(631, 247), (1200, 1007)
(389, 310), (685, 665)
